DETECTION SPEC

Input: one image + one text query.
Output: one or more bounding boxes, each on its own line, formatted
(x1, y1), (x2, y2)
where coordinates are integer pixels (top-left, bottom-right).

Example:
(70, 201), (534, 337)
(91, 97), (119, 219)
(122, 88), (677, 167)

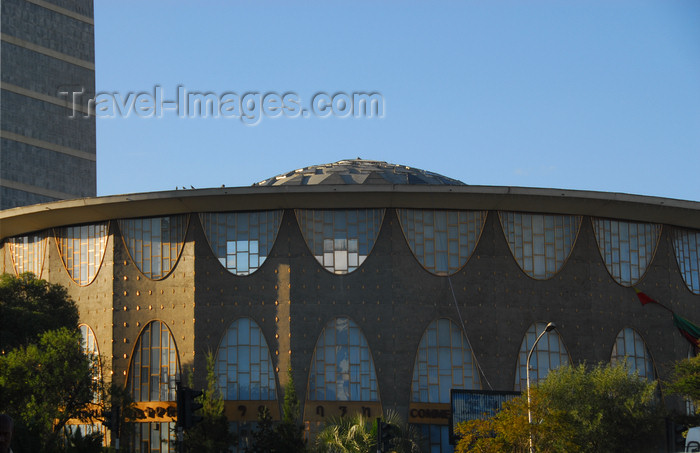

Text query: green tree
(247, 407), (278, 453)
(380, 410), (424, 453)
(314, 412), (375, 453)
(0, 273), (103, 453)
(314, 411), (422, 453)
(455, 390), (576, 453)
(276, 368), (306, 453)
(0, 272), (79, 351)
(64, 429), (104, 453)
(0, 328), (102, 453)
(455, 362), (663, 453)
(245, 368), (306, 453)
(666, 354), (700, 414)
(182, 352), (236, 452)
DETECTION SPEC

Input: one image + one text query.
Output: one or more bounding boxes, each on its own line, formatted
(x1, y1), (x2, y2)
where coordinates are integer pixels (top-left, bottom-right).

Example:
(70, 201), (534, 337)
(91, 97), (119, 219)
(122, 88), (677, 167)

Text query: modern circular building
(1, 159), (700, 452)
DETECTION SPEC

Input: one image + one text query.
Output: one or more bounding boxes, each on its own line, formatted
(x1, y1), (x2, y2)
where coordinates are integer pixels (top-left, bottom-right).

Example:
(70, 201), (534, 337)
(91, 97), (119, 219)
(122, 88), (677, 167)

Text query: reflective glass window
(133, 421), (176, 453)
(72, 324), (103, 439)
(411, 319), (481, 403)
(592, 218), (661, 286)
(673, 228), (700, 295)
(119, 215), (187, 279)
(397, 209), (487, 275)
(127, 321), (180, 402)
(80, 324), (101, 401)
(8, 231), (47, 277)
(308, 318), (378, 401)
(416, 424), (453, 453)
(514, 322), (570, 391)
(610, 328), (655, 381)
(200, 211), (282, 276)
(296, 209), (384, 274)
(229, 421), (256, 452)
(215, 318), (277, 401)
(55, 223), (109, 286)
(499, 212), (581, 279)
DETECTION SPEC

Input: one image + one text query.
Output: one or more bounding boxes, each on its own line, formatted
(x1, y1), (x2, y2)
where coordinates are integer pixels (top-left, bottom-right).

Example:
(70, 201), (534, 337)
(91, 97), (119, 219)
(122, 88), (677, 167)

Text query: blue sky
(94, 1), (700, 201)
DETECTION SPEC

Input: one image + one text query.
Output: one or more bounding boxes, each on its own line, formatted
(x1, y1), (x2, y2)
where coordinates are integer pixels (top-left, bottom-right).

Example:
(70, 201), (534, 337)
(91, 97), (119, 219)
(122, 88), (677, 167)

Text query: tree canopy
(456, 362), (663, 453)
(0, 272), (79, 351)
(0, 328), (101, 452)
(181, 352), (236, 453)
(0, 273), (100, 453)
(666, 353), (700, 413)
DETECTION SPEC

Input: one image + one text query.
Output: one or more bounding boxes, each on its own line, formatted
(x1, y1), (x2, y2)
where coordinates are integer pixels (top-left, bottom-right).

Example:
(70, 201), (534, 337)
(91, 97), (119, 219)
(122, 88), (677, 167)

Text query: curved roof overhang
(1, 185), (699, 240)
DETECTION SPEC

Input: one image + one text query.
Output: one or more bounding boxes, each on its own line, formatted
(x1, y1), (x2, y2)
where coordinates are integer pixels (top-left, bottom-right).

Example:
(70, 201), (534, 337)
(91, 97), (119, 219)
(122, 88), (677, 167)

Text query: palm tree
(381, 410), (424, 453)
(315, 412), (375, 453)
(314, 410), (424, 453)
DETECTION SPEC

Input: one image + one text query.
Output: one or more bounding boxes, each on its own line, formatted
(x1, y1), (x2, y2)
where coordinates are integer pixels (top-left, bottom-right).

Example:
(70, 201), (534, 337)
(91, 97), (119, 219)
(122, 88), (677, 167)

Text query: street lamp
(527, 322), (557, 453)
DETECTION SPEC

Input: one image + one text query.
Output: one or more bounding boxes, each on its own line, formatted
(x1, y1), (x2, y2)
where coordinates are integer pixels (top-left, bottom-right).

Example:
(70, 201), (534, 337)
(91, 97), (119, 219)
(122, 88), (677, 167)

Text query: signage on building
(303, 401), (382, 423)
(132, 402), (178, 422)
(224, 401), (280, 422)
(407, 403), (451, 425)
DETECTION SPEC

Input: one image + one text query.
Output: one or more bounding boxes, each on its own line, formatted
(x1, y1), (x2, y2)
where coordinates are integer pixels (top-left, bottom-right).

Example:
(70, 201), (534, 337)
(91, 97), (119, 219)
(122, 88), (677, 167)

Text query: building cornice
(2, 185), (699, 239)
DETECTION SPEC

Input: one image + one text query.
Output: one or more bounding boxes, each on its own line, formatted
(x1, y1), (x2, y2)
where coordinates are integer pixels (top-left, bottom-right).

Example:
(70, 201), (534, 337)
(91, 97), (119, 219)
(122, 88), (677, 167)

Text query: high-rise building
(1, 0), (96, 210)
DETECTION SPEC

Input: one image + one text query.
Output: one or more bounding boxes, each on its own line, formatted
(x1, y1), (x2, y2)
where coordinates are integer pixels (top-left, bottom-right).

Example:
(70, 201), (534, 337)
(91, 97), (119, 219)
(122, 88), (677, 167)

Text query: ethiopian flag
(673, 313), (700, 349)
(634, 288), (658, 306)
(634, 288), (700, 348)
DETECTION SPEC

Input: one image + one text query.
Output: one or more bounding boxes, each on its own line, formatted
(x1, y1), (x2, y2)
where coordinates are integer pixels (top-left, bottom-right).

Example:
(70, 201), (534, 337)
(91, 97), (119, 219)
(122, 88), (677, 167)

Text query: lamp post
(527, 322), (557, 453)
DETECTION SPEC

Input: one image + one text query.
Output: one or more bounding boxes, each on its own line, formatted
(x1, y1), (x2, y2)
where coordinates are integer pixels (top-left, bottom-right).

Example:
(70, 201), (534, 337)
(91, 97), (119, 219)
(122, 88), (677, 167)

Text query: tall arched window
(397, 209), (487, 275)
(611, 328), (655, 381)
(8, 231), (47, 277)
(215, 318), (277, 401)
(514, 322), (570, 391)
(80, 324), (101, 401)
(673, 227), (700, 295)
(55, 223), (109, 286)
(200, 211), (282, 276)
(308, 317), (378, 401)
(119, 215), (188, 279)
(592, 218), (661, 287)
(127, 321), (179, 453)
(410, 319), (481, 453)
(67, 325), (104, 443)
(411, 318), (481, 403)
(296, 209), (384, 274)
(499, 212), (581, 279)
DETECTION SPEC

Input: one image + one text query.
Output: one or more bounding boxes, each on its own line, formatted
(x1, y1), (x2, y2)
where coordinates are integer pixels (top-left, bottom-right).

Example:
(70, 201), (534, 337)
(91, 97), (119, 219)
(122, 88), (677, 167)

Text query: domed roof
(253, 159), (465, 186)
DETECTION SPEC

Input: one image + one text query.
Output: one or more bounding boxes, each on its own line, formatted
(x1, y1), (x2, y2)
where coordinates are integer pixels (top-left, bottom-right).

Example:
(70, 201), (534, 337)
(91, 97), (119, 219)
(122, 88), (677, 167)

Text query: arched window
(200, 211), (282, 276)
(610, 328), (655, 381)
(80, 324), (101, 401)
(55, 223), (109, 285)
(410, 319), (480, 453)
(673, 227), (700, 295)
(514, 322), (570, 391)
(411, 318), (481, 403)
(296, 209), (384, 274)
(128, 321), (180, 402)
(127, 321), (179, 453)
(308, 317), (378, 401)
(215, 318), (277, 401)
(69, 325), (104, 444)
(8, 231), (47, 277)
(119, 215), (187, 279)
(499, 212), (581, 279)
(592, 218), (661, 287)
(397, 209), (487, 275)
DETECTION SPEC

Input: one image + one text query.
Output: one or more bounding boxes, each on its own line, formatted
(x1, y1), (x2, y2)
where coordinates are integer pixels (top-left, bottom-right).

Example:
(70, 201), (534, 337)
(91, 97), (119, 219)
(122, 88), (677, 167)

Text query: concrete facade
(1, 161), (700, 452)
